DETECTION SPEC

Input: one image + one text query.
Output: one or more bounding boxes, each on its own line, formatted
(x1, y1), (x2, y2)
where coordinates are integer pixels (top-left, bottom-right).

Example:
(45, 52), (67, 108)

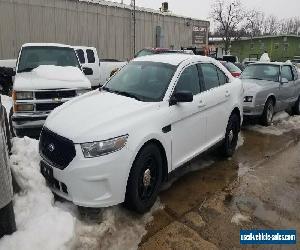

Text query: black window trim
(198, 62), (228, 92)
(172, 63), (202, 97)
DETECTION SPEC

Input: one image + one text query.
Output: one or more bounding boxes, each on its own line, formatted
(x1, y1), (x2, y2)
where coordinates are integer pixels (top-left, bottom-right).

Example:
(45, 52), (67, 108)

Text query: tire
(261, 99), (274, 126)
(292, 96), (300, 115)
(3, 108), (12, 153)
(9, 107), (15, 137)
(124, 143), (163, 214)
(220, 113), (240, 157)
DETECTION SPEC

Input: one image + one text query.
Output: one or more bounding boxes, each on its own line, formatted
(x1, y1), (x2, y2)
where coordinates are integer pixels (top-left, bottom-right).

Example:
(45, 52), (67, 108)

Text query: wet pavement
(139, 122), (300, 249)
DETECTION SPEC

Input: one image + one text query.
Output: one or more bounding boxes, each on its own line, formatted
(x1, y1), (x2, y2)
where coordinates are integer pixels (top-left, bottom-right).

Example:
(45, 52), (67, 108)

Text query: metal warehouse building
(0, 0), (209, 60)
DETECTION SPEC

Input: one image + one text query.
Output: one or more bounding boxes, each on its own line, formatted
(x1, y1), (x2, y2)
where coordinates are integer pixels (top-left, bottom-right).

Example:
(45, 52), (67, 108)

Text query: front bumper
(12, 112), (48, 137)
(243, 103), (264, 117)
(41, 144), (133, 208)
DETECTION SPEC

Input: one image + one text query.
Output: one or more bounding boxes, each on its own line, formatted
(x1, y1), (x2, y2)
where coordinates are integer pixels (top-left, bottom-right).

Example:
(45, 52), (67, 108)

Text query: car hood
(241, 79), (273, 93)
(45, 90), (159, 143)
(14, 65), (91, 90)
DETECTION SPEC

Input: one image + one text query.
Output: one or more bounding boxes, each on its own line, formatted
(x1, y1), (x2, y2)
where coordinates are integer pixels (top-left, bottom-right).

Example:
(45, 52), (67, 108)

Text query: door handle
(198, 100), (206, 108)
(225, 91), (230, 97)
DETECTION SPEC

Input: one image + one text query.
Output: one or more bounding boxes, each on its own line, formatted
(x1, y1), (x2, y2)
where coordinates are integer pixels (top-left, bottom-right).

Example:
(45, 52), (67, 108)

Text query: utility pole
(131, 0), (136, 56)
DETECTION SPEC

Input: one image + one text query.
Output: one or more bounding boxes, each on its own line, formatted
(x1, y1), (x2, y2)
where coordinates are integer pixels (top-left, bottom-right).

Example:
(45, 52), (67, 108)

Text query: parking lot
(1, 104), (300, 249)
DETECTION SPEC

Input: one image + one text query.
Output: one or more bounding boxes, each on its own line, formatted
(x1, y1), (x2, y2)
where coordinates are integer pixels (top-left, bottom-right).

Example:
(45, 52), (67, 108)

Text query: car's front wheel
(221, 113), (240, 157)
(292, 96), (300, 115)
(261, 99), (274, 126)
(124, 143), (162, 214)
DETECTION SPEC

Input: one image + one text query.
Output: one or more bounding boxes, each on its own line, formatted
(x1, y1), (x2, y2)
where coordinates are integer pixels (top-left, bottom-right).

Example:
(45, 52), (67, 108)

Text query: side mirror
(83, 67), (93, 76)
(281, 77), (288, 84)
(170, 91), (193, 105)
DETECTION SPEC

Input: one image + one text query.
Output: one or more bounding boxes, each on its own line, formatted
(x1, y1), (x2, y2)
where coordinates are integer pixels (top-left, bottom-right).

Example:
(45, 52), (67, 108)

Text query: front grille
(36, 103), (63, 111)
(39, 128), (76, 170)
(35, 90), (76, 99)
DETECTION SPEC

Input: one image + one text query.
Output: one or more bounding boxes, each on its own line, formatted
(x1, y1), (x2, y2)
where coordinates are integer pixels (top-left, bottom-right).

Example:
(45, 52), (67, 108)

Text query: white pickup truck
(74, 46), (127, 88)
(12, 43), (91, 138)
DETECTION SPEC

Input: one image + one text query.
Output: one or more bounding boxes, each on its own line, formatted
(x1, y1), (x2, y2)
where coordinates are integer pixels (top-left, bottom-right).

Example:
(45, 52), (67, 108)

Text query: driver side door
(169, 64), (207, 170)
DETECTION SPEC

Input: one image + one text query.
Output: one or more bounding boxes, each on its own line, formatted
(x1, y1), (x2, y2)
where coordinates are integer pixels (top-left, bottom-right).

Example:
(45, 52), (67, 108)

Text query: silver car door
(280, 65), (296, 109)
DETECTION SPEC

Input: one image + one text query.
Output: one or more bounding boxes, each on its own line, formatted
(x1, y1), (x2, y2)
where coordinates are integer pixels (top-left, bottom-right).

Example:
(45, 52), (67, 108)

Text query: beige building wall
(0, 0), (209, 60)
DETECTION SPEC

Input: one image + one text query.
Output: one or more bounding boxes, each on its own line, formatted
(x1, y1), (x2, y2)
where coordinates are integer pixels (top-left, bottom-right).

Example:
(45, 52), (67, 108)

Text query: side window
(201, 64), (219, 90)
(216, 68), (227, 85)
(76, 49), (85, 64)
(176, 65), (201, 95)
(86, 49), (96, 63)
(281, 66), (293, 81)
(292, 66), (298, 80)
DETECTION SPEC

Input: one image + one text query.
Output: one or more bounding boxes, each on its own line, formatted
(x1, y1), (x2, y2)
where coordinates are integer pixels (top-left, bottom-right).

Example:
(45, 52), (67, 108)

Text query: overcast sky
(112, 0), (300, 20)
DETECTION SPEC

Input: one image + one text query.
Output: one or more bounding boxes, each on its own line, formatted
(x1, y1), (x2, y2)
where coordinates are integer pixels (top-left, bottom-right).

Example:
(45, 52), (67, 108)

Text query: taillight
(232, 72), (241, 78)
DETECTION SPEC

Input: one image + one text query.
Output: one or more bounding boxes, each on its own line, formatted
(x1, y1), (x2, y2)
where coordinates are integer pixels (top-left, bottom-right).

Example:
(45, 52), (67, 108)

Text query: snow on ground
(245, 112), (300, 136)
(1, 94), (13, 118)
(231, 213), (250, 225)
(0, 137), (75, 250)
(0, 136), (162, 250)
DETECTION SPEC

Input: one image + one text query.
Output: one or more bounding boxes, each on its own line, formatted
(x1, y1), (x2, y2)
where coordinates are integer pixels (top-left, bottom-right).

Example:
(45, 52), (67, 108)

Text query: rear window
(135, 49), (155, 58)
(241, 64), (280, 82)
(86, 49), (95, 63)
(223, 62), (241, 73)
(76, 49), (85, 64)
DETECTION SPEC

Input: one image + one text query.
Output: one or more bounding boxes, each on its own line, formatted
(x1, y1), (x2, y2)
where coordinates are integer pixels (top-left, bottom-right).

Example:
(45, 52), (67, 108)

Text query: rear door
(198, 63), (232, 147)
(170, 64), (207, 169)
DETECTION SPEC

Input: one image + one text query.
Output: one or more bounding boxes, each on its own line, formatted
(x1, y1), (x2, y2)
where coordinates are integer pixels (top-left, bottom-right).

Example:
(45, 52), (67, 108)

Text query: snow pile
(33, 65), (87, 82)
(246, 113), (300, 136)
(0, 137), (76, 250)
(259, 53), (270, 62)
(1, 94), (13, 116)
(231, 213), (250, 225)
(0, 136), (161, 250)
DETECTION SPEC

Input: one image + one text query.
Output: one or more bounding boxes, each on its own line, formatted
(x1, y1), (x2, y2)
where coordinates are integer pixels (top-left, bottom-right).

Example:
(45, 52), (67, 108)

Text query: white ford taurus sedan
(39, 54), (243, 213)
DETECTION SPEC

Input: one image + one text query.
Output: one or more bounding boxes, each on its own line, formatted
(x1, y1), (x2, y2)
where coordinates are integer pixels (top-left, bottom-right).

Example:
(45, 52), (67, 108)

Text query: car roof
(249, 62), (293, 66)
(22, 43), (74, 49)
(133, 54), (214, 66)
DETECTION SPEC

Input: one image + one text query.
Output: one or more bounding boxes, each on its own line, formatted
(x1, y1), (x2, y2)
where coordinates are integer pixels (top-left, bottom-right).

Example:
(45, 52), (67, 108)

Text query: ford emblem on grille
(47, 143), (55, 152)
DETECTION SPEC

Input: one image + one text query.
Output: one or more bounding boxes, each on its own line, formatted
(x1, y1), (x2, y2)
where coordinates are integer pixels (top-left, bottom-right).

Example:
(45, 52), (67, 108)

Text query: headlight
(76, 89), (90, 96)
(244, 96), (253, 102)
(81, 135), (128, 158)
(14, 91), (34, 100)
(14, 104), (34, 112)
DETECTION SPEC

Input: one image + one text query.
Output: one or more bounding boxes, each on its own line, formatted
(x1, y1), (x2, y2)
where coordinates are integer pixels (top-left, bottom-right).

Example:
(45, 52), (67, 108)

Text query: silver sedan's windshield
(241, 64), (280, 82)
(104, 61), (176, 102)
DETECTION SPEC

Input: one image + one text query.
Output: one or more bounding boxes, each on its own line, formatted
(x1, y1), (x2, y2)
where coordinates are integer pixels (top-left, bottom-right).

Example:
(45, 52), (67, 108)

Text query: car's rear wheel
(261, 99), (274, 126)
(124, 143), (162, 214)
(221, 113), (240, 157)
(292, 96), (300, 115)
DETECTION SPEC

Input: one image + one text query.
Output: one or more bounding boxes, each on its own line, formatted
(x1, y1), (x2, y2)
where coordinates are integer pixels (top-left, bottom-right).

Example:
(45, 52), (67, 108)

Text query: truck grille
(35, 90), (76, 99)
(36, 103), (63, 111)
(39, 127), (76, 170)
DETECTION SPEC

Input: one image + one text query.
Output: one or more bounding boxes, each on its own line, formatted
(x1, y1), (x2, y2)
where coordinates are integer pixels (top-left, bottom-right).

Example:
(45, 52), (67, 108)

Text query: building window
(274, 43), (279, 49)
(260, 43), (265, 50)
(250, 43), (254, 50)
(283, 43), (289, 51)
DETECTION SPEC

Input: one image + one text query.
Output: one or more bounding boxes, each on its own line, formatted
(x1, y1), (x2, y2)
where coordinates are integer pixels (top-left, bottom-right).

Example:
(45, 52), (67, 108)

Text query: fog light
(15, 104), (34, 112)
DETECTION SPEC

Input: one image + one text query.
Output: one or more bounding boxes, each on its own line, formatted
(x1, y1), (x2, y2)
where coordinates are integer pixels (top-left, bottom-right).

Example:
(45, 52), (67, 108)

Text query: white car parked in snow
(39, 54), (243, 213)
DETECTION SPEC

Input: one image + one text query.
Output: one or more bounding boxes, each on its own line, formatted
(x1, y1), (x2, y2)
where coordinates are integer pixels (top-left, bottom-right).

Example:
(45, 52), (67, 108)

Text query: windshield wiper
(101, 87), (142, 101)
(18, 67), (36, 73)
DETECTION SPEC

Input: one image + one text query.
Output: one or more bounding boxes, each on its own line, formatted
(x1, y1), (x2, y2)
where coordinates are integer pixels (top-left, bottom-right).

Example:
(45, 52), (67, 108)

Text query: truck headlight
(81, 135), (128, 158)
(76, 89), (90, 96)
(14, 91), (34, 100)
(15, 104), (34, 112)
(244, 96), (253, 103)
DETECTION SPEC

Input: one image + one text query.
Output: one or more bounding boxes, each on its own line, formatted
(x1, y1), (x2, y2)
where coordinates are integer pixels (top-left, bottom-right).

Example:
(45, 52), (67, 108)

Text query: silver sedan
(242, 62), (300, 126)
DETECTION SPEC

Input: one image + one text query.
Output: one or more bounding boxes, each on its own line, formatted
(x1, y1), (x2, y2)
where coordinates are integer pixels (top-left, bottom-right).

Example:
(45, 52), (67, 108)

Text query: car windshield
(104, 61), (176, 102)
(241, 64), (280, 82)
(135, 50), (155, 58)
(17, 46), (80, 73)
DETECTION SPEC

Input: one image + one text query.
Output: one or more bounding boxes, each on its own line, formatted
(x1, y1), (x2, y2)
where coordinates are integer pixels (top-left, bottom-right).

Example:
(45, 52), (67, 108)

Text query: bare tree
(244, 10), (264, 37)
(210, 0), (245, 53)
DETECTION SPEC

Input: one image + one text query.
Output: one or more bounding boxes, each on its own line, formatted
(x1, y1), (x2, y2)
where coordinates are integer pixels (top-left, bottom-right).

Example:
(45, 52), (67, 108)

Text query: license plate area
(40, 161), (59, 189)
